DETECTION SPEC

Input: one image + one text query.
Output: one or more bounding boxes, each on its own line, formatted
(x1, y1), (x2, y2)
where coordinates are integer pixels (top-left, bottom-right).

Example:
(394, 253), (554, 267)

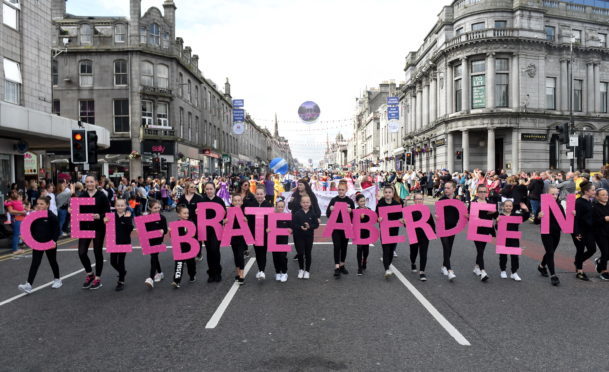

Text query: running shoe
(145, 278), (154, 288)
(538, 265), (549, 277)
(90, 279), (102, 290)
(510, 273), (522, 282)
(419, 273), (427, 282)
(576, 272), (590, 281)
(550, 275), (560, 286)
(82, 275), (95, 289)
(17, 283), (32, 294)
(154, 272), (164, 282)
(51, 279), (63, 289)
(115, 282), (125, 291)
(339, 266), (349, 275)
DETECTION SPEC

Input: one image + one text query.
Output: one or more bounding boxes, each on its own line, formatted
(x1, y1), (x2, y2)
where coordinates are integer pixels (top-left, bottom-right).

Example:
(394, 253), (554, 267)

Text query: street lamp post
(569, 37), (576, 172)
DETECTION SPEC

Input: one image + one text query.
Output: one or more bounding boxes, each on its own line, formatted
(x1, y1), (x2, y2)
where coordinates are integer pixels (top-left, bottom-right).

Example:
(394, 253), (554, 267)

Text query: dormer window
(139, 26), (146, 44)
(115, 24), (126, 43)
(80, 24), (92, 45)
(162, 32), (170, 48)
(149, 23), (160, 46)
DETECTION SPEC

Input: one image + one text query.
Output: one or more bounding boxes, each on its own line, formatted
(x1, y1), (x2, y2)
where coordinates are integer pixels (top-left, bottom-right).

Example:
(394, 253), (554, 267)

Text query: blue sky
(66, 0), (445, 162)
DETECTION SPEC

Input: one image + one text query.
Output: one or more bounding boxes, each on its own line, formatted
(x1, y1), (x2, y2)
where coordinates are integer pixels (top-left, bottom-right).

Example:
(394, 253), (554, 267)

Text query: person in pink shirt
(5, 190), (27, 254)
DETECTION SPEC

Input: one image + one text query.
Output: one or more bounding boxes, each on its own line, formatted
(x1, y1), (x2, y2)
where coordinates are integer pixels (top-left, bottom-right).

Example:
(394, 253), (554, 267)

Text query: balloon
(270, 157), (289, 175)
(298, 101), (321, 123)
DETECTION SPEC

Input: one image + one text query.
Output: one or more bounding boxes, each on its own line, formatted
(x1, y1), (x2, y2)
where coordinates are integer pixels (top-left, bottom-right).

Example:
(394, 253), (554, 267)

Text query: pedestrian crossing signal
(456, 150), (463, 160)
(71, 129), (87, 164)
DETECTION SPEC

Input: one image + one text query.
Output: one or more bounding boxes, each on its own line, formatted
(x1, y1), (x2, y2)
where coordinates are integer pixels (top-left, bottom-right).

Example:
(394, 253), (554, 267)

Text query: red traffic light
(74, 133), (83, 141)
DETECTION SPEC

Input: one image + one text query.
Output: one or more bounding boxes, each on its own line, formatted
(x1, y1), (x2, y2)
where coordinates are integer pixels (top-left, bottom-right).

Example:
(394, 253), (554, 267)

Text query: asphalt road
(1, 201), (608, 371)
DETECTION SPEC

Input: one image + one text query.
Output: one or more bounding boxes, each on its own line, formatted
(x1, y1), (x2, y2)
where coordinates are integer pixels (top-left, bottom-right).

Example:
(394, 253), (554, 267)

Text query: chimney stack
(129, 0), (141, 45)
(224, 78), (231, 98)
(163, 0), (176, 42)
(51, 0), (66, 20)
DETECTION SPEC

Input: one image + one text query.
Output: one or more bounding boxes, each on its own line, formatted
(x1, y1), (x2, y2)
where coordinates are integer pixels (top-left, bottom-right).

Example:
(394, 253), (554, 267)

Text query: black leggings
(474, 241), (487, 270)
(205, 236), (222, 277)
(231, 242), (246, 270)
(78, 229), (105, 277)
(499, 254), (519, 273)
(110, 253), (126, 282)
(410, 240), (429, 272)
(541, 232), (560, 276)
(294, 233), (313, 271)
(440, 236), (455, 270)
(357, 244), (369, 269)
(149, 253), (162, 279)
(572, 233), (596, 270)
(254, 245), (267, 271)
(173, 259), (196, 283)
(382, 243), (396, 270)
(332, 231), (349, 265)
(27, 248), (60, 285)
(272, 252), (287, 274)
(595, 235), (609, 272)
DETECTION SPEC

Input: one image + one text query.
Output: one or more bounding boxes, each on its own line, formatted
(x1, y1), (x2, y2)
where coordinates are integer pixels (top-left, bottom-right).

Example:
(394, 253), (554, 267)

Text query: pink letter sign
(378, 205), (405, 244)
(267, 213), (292, 252)
(403, 204), (436, 245)
(244, 207), (274, 246)
(220, 207), (255, 247)
(466, 202), (497, 243)
(170, 220), (200, 261)
(134, 214), (167, 255)
(197, 202), (225, 242)
(435, 199), (468, 238)
(541, 193), (575, 234)
(496, 215), (523, 255)
(323, 203), (354, 239)
(352, 209), (379, 245)
(70, 197), (96, 239)
(104, 213), (132, 253)
(21, 210), (55, 251)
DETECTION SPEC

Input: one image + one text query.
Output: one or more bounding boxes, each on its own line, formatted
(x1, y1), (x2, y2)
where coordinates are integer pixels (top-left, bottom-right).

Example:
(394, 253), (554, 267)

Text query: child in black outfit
(106, 198), (133, 291)
(354, 193), (370, 276)
(144, 199), (167, 289)
(292, 195), (319, 279)
(270, 197), (291, 282)
(172, 204), (197, 288)
(228, 193), (247, 285)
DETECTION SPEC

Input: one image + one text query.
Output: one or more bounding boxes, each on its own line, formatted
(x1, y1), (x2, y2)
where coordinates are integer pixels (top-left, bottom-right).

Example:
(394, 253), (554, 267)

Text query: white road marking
(205, 257), (256, 329)
(390, 264), (471, 346)
(0, 262), (100, 308)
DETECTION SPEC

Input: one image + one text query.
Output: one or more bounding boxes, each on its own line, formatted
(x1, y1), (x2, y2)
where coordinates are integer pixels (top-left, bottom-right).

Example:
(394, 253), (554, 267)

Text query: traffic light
(152, 155), (161, 173)
(556, 123), (569, 144)
(584, 134), (594, 158)
(456, 150), (463, 160)
(405, 152), (412, 165)
(87, 131), (98, 165)
(71, 129), (87, 164)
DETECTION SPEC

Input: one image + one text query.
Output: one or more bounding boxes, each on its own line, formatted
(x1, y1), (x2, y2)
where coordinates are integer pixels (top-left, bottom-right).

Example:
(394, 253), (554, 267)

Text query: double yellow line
(0, 237), (77, 262)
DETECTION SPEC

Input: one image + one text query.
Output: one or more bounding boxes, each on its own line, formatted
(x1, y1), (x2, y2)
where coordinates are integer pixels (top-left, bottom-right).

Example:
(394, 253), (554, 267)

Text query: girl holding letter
(201, 182), (227, 283)
(376, 185), (404, 279)
(229, 193), (247, 285)
(410, 193), (435, 282)
(592, 188), (609, 281)
(144, 199), (167, 288)
(495, 200), (528, 281)
(438, 180), (458, 282)
(355, 193), (370, 276)
(248, 186), (273, 280)
(327, 181), (355, 278)
(271, 197), (290, 282)
(106, 198), (133, 291)
(292, 195), (319, 279)
(537, 187), (564, 286)
(171, 205), (197, 288)
(470, 185), (497, 282)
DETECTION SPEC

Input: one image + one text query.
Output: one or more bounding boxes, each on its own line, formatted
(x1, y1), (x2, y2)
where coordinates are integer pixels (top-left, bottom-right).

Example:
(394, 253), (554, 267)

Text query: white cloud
(67, 0), (446, 162)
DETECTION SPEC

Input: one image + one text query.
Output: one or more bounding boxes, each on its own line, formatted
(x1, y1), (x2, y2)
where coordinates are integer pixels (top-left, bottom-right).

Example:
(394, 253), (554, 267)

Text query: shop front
(177, 143), (201, 180)
(142, 140), (175, 180)
(201, 149), (221, 176)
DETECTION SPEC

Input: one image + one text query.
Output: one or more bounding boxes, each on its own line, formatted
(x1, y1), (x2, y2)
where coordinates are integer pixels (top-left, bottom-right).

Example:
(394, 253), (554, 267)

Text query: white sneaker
(258, 271), (265, 280)
(500, 271), (508, 279)
(441, 266), (449, 276)
(51, 279), (63, 289)
(480, 271), (489, 282)
(473, 267), (481, 276)
(384, 270), (394, 278)
(511, 273), (522, 282)
(145, 278), (154, 288)
(154, 272), (164, 282)
(275, 273), (281, 281)
(281, 273), (288, 282)
(255, 271), (261, 279)
(448, 271), (456, 281)
(297, 269), (304, 279)
(18, 283), (32, 294)
(393, 251), (398, 257)
(303, 271), (310, 279)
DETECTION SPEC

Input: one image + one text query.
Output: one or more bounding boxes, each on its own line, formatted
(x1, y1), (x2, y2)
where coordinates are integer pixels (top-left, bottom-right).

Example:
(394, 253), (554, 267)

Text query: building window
(573, 29), (582, 44)
(495, 58), (509, 107)
(188, 112), (192, 141)
(574, 79), (583, 112)
(454, 64), (462, 112)
(79, 60), (93, 87)
(545, 26), (555, 41)
(455, 27), (463, 36)
(141, 100), (153, 126)
(113, 99), (129, 133)
(471, 60), (486, 109)
(3, 2), (18, 30)
(52, 100), (60, 115)
(195, 116), (199, 143)
(494, 20), (507, 29)
(149, 23), (160, 46)
(80, 24), (92, 45)
(178, 73), (183, 97)
(114, 24), (126, 43)
(114, 59), (128, 86)
(471, 22), (485, 31)
(599, 33), (607, 48)
(162, 32), (170, 49)
(3, 58), (21, 104)
(156, 64), (168, 88)
(141, 61), (153, 87)
(139, 26), (146, 44)
(601, 82), (608, 113)
(186, 80), (191, 102)
(79, 100), (95, 124)
(179, 107), (184, 138)
(194, 86), (199, 107)
(546, 77), (556, 110)
(52, 59), (58, 86)
(157, 102), (169, 127)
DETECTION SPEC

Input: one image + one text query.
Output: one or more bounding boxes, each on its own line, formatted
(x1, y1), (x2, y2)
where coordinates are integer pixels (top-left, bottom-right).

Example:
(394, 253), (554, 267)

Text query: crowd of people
(4, 164), (609, 295)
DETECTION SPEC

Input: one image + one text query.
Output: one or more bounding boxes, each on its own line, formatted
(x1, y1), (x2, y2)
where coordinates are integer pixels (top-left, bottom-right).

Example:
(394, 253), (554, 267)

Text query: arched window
(140, 61), (154, 87)
(156, 64), (168, 88)
(80, 24), (92, 45)
(114, 60), (128, 85)
(79, 60), (93, 87)
(149, 23), (160, 46)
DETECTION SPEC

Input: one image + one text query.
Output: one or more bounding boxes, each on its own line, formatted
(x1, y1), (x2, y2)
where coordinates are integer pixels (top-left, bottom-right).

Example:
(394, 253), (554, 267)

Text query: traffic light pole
(569, 39), (575, 172)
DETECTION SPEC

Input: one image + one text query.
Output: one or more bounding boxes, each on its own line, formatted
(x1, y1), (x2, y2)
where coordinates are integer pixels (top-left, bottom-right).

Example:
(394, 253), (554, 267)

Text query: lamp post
(569, 36), (575, 172)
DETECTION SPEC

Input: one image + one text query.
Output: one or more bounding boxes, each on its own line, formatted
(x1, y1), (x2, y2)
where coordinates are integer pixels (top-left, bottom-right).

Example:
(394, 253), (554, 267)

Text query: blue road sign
(233, 109), (245, 122)
(387, 106), (399, 120)
(387, 97), (399, 105)
(233, 99), (244, 108)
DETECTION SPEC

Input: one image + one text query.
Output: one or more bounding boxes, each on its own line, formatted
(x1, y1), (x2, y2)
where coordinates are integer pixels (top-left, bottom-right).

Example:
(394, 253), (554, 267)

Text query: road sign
(567, 151), (574, 159)
(569, 136), (579, 147)
(387, 97), (399, 105)
(388, 106), (399, 120)
(388, 120), (400, 133)
(232, 122), (245, 135)
(232, 99), (244, 108)
(233, 109), (245, 122)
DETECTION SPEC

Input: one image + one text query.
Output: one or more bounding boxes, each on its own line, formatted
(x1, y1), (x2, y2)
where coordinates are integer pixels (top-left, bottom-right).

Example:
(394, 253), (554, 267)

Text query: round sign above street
(298, 101), (321, 123)
(232, 122), (245, 135)
(388, 120), (400, 133)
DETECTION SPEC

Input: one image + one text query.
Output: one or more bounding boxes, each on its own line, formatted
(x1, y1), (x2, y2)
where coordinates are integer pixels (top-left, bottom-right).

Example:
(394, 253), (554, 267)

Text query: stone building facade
(400, 0), (609, 173)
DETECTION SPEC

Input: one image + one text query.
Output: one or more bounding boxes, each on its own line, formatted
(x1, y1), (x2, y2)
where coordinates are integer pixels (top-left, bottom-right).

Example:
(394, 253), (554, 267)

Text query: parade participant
(469, 185), (497, 282)
(228, 193), (247, 285)
(5, 190), (27, 254)
(288, 179), (321, 217)
(17, 197), (61, 294)
(264, 173), (275, 204)
(171, 205), (197, 288)
(292, 195), (319, 279)
(201, 182), (227, 282)
(238, 179), (255, 207)
(217, 177), (231, 206)
(270, 197), (290, 282)
(592, 188), (609, 280)
(572, 181), (596, 281)
(410, 193), (435, 281)
(355, 193), (370, 275)
(105, 198), (133, 291)
(376, 185), (404, 279)
(177, 181), (204, 261)
(249, 175), (258, 194)
(247, 186), (273, 280)
(538, 187), (564, 286)
(273, 174), (285, 204)
(144, 199), (167, 288)
(496, 200), (529, 281)
(78, 175), (111, 290)
(438, 180), (458, 281)
(326, 181), (355, 278)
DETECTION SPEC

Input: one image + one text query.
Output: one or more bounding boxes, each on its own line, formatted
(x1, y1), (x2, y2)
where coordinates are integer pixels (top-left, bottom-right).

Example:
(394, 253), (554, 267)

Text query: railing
(543, 0), (560, 8)
(566, 3), (585, 12)
(446, 28), (516, 48)
(454, 0), (482, 9)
